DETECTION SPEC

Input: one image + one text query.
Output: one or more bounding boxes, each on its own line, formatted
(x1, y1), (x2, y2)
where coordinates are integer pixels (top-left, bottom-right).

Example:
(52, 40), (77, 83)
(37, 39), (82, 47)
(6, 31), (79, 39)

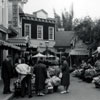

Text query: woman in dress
(60, 56), (70, 94)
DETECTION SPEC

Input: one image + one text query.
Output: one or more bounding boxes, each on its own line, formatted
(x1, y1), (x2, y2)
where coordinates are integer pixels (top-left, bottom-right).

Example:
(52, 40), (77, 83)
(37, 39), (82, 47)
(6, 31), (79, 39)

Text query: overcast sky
(24, 0), (100, 20)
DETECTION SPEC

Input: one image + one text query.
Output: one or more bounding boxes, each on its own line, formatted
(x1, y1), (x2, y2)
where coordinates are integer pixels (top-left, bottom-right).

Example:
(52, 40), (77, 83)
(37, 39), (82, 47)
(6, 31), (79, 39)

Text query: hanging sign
(12, 1), (18, 27)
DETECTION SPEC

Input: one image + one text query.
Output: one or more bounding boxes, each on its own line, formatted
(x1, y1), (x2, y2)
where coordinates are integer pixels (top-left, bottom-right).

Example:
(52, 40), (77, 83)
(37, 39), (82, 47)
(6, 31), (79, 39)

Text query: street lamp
(2, 0), (4, 25)
(45, 41), (49, 59)
(60, 51), (62, 65)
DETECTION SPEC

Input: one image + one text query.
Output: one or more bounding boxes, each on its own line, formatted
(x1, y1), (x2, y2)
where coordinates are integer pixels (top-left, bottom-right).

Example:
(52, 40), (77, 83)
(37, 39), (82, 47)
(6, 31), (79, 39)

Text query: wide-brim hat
(61, 56), (66, 60)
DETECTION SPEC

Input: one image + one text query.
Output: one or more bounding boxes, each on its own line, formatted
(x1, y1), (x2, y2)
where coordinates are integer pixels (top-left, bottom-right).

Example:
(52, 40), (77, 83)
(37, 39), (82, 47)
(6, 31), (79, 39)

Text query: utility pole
(2, 0), (4, 25)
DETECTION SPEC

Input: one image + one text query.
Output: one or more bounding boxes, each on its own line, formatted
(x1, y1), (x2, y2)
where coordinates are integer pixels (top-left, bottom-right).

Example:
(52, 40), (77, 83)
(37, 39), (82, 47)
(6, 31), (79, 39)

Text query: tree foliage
(74, 17), (100, 50)
(54, 4), (74, 31)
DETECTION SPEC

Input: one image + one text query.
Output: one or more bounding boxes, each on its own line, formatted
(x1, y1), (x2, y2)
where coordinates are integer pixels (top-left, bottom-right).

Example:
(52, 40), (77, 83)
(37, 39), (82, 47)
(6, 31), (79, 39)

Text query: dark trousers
(65, 84), (69, 91)
(53, 86), (58, 92)
(3, 78), (11, 93)
(21, 74), (32, 97)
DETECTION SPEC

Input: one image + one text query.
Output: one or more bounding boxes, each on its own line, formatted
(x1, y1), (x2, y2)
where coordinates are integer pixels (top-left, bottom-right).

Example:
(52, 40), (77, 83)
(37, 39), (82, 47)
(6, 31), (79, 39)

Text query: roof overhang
(0, 40), (20, 50)
(0, 25), (8, 33)
(8, 36), (29, 47)
(69, 49), (89, 56)
(8, 26), (19, 36)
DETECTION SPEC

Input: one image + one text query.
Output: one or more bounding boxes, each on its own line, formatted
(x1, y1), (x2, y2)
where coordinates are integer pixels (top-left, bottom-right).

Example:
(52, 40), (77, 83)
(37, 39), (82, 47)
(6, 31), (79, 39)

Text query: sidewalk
(0, 78), (15, 100)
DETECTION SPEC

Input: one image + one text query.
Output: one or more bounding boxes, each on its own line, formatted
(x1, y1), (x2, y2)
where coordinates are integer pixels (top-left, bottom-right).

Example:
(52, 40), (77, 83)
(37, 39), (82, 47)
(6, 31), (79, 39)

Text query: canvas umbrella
(16, 63), (31, 75)
(32, 52), (46, 58)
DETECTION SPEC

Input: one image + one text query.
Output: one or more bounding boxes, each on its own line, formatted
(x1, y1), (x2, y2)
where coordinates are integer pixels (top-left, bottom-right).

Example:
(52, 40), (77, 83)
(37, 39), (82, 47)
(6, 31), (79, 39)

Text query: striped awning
(8, 36), (29, 47)
(0, 40), (20, 50)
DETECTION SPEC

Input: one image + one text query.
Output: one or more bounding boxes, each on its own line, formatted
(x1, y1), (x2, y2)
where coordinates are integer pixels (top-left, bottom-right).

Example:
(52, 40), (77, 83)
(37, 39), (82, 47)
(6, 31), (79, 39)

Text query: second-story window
(24, 24), (31, 37)
(37, 25), (43, 39)
(48, 27), (54, 40)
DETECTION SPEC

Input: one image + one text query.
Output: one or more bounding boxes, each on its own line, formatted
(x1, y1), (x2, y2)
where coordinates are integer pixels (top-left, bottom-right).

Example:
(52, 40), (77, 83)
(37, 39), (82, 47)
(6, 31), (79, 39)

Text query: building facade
(0, 0), (23, 66)
(8, 0), (29, 51)
(8, 0), (28, 36)
(20, 9), (56, 52)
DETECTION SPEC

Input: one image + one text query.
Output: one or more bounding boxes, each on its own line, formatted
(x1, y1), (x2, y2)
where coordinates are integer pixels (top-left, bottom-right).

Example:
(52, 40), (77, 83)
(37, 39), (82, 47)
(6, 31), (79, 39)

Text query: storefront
(0, 39), (21, 66)
(0, 25), (21, 67)
(69, 40), (89, 67)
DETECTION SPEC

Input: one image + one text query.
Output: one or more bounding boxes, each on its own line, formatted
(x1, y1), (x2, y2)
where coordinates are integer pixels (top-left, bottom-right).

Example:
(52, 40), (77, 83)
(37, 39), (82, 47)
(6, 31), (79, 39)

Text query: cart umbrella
(32, 53), (46, 58)
(16, 64), (31, 75)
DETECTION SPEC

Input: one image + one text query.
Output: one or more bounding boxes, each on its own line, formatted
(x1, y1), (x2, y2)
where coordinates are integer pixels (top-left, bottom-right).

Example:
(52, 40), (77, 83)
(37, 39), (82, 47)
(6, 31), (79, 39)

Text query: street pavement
(0, 78), (16, 100)
(12, 75), (100, 100)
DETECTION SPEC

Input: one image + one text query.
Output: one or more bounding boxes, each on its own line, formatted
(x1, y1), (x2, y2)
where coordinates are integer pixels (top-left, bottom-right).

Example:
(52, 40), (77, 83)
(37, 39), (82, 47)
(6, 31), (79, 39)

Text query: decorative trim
(21, 16), (55, 24)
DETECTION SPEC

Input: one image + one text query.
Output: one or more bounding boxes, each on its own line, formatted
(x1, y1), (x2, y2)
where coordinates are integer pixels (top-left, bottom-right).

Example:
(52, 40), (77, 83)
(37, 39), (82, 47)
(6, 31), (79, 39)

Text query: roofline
(0, 25), (8, 34)
(33, 9), (48, 14)
(20, 13), (55, 23)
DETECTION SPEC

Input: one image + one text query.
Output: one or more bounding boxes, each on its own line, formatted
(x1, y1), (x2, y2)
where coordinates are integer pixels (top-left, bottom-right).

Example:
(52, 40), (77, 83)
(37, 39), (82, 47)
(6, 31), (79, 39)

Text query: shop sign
(12, 1), (18, 27)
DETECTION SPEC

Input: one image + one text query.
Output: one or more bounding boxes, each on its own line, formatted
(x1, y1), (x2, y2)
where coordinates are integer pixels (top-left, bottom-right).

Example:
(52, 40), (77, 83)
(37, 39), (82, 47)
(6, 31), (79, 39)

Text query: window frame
(37, 25), (43, 39)
(24, 23), (31, 38)
(48, 26), (54, 40)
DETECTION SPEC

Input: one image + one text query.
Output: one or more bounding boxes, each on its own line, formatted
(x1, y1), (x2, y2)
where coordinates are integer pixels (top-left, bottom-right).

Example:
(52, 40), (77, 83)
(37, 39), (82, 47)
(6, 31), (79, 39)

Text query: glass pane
(25, 25), (29, 36)
(37, 26), (42, 39)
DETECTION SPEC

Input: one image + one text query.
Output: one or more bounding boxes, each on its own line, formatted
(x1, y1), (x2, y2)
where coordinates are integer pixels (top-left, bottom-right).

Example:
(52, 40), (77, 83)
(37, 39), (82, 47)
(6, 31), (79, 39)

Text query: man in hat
(1, 55), (13, 94)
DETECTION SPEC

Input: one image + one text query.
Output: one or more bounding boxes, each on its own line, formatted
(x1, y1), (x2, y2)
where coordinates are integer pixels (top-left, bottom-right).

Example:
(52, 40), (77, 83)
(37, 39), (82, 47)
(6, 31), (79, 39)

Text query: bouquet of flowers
(51, 76), (61, 86)
(92, 76), (100, 84)
(84, 68), (96, 79)
(92, 75), (100, 88)
(72, 69), (83, 77)
(45, 78), (53, 94)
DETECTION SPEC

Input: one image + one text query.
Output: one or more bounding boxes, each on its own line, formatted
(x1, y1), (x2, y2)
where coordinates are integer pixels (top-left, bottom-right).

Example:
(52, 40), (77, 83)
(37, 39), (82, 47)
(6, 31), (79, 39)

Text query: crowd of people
(1, 53), (70, 98)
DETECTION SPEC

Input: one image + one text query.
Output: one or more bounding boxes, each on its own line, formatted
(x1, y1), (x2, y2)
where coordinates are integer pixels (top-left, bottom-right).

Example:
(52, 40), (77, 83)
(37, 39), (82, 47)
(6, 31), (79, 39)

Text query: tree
(74, 17), (100, 50)
(54, 4), (74, 31)
(74, 16), (93, 43)
(53, 9), (62, 31)
(62, 6), (74, 31)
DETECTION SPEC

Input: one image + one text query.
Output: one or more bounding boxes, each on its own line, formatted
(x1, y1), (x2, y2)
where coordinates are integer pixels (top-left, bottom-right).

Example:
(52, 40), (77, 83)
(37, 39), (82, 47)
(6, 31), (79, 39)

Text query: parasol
(16, 64), (31, 75)
(32, 53), (46, 58)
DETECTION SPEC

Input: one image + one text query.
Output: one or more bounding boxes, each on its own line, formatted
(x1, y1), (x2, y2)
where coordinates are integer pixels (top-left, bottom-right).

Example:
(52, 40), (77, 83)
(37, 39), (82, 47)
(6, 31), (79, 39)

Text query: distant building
(55, 31), (75, 53)
(19, 9), (56, 53)
(69, 40), (89, 66)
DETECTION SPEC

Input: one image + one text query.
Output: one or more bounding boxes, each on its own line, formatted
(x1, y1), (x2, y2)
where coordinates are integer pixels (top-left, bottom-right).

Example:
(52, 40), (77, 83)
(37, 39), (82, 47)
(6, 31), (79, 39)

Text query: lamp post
(60, 51), (62, 65)
(45, 41), (49, 60)
(2, 0), (4, 25)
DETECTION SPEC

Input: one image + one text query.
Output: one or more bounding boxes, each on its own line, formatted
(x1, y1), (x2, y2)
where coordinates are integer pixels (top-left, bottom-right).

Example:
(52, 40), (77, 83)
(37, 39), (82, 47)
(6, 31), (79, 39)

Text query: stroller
(13, 79), (21, 97)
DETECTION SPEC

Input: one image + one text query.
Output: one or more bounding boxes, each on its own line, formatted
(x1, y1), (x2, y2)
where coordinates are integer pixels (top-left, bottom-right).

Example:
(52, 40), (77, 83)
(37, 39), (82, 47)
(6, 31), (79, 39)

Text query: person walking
(60, 56), (70, 94)
(1, 55), (13, 94)
(33, 59), (47, 96)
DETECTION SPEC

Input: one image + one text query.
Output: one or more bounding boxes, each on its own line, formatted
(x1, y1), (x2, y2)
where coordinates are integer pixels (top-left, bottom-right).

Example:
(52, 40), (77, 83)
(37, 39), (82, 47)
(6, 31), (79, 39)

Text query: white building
(0, 0), (26, 62)
(8, 0), (28, 37)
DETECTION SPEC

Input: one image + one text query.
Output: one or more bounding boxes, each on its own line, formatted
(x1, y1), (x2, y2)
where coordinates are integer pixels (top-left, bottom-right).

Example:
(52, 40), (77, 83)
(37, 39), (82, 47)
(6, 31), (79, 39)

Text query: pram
(13, 74), (36, 97)
(13, 79), (21, 97)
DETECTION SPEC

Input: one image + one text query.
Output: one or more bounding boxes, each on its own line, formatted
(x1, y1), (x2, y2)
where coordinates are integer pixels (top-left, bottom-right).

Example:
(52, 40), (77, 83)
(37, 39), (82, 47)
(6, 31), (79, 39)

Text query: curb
(3, 93), (14, 100)
(8, 94), (14, 100)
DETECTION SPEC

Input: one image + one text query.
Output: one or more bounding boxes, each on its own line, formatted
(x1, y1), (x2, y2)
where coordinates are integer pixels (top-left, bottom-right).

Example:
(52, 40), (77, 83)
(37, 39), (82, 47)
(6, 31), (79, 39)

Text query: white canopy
(46, 54), (54, 57)
(32, 53), (46, 58)
(16, 64), (31, 75)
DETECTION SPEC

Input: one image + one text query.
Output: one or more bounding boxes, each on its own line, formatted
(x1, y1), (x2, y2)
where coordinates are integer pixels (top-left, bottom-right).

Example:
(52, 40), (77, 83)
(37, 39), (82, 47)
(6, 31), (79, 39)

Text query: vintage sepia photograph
(0, 0), (100, 100)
